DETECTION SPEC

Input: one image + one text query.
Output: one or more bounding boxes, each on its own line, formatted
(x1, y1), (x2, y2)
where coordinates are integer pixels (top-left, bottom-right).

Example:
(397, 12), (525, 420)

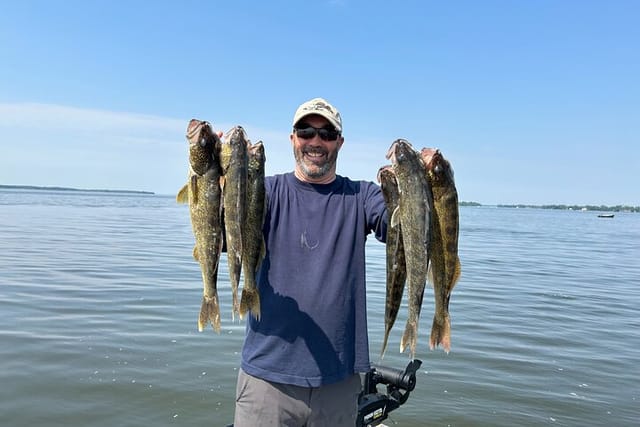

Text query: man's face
(290, 114), (344, 183)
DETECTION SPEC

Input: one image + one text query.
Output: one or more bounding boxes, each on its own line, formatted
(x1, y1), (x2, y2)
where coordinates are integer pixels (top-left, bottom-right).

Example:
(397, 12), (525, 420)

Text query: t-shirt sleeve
(364, 181), (388, 243)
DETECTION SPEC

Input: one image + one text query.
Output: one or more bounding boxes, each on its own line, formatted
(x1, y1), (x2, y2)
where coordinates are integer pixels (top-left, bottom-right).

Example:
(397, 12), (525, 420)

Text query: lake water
(1, 189), (638, 426)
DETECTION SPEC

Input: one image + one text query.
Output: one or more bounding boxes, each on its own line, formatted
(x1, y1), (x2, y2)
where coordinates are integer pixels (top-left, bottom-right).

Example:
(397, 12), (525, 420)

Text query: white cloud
(0, 102), (393, 194)
(0, 102), (297, 193)
(0, 102), (184, 133)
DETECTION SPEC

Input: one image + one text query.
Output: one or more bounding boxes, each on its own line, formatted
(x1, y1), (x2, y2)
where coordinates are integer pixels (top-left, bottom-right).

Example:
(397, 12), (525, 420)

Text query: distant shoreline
(1, 186), (635, 211)
(496, 203), (638, 213)
(461, 201), (639, 213)
(0, 184), (154, 195)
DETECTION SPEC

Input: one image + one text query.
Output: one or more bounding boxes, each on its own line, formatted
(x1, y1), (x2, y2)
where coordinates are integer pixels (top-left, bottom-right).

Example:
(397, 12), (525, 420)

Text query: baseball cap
(292, 97), (342, 132)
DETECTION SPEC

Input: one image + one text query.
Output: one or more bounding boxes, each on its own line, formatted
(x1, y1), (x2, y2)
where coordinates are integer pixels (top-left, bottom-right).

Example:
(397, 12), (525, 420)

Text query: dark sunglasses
(294, 124), (340, 141)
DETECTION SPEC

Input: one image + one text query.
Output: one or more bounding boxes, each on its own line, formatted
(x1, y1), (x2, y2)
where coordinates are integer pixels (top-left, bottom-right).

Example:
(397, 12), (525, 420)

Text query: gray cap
(292, 97), (342, 132)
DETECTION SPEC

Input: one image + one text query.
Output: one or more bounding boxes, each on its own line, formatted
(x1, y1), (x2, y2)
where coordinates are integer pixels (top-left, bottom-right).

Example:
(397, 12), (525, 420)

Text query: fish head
(419, 147), (438, 168)
(387, 139), (424, 180)
(422, 148), (455, 185)
(249, 141), (265, 160)
(220, 126), (250, 172)
(377, 164), (395, 184)
(225, 126), (249, 146)
(186, 119), (206, 143)
(248, 141), (266, 171)
(386, 139), (414, 164)
(186, 119), (218, 175)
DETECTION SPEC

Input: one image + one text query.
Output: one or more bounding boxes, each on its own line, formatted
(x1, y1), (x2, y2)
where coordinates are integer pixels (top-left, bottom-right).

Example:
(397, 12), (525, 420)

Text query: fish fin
(228, 255), (242, 321)
(427, 260), (434, 288)
(189, 175), (198, 204)
(198, 293), (221, 333)
(176, 184), (189, 203)
(239, 288), (261, 321)
(260, 239), (266, 262)
(423, 209), (431, 246)
(390, 207), (400, 228)
(429, 313), (451, 353)
(219, 175), (226, 192)
(449, 256), (462, 295)
(451, 257), (461, 289)
(400, 319), (417, 358)
(380, 327), (392, 359)
(192, 246), (199, 261)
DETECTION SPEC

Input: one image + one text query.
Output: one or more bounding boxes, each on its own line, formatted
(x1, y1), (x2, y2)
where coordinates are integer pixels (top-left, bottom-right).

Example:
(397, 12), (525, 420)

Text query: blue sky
(1, 0), (638, 205)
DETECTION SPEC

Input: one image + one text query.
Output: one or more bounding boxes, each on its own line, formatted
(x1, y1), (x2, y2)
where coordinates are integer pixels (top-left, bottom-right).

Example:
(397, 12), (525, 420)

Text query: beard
(293, 145), (338, 180)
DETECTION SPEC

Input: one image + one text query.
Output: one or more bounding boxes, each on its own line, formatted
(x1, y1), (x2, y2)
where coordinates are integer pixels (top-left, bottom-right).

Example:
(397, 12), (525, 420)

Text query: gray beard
(294, 150), (336, 179)
(298, 160), (332, 178)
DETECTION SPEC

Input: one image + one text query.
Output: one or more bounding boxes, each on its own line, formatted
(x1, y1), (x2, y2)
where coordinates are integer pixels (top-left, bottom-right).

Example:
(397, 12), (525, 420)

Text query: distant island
(460, 201), (638, 213)
(424, 200), (640, 212)
(0, 184), (154, 195)
(497, 203), (639, 213)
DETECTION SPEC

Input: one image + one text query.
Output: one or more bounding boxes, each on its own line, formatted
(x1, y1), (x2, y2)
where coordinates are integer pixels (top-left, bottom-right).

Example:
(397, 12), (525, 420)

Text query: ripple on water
(1, 195), (640, 426)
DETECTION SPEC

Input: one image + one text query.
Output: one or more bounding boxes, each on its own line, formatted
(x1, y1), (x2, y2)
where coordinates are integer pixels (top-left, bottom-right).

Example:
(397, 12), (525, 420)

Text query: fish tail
(231, 290), (240, 321)
(198, 293), (221, 333)
(400, 319), (417, 358)
(239, 288), (261, 321)
(227, 251), (242, 319)
(380, 326), (392, 359)
(229, 256), (242, 320)
(429, 313), (451, 353)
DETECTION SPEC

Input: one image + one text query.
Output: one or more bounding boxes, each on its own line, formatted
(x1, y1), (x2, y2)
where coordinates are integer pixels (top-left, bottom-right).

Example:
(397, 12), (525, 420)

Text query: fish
(219, 126), (249, 320)
(176, 119), (224, 333)
(386, 139), (432, 358)
(421, 148), (461, 353)
(377, 165), (407, 358)
(239, 141), (266, 320)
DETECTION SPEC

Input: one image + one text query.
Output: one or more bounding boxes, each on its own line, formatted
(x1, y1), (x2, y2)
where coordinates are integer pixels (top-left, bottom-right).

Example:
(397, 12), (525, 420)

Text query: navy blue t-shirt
(240, 172), (387, 387)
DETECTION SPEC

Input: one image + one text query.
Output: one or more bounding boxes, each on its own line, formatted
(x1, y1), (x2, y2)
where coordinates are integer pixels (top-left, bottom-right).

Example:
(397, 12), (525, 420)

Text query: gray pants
(233, 368), (361, 427)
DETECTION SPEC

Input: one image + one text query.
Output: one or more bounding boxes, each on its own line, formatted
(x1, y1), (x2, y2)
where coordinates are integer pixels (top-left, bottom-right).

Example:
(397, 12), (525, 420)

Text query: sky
(1, 0), (638, 205)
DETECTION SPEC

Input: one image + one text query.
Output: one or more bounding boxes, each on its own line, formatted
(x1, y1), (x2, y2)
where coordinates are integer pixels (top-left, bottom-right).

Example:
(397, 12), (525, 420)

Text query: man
(233, 98), (388, 427)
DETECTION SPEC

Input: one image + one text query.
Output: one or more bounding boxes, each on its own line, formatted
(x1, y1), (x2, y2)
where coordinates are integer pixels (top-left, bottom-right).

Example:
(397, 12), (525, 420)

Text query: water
(1, 189), (638, 426)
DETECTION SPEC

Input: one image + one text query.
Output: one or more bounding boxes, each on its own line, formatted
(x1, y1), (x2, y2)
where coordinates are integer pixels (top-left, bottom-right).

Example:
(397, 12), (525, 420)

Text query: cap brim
(293, 112), (342, 132)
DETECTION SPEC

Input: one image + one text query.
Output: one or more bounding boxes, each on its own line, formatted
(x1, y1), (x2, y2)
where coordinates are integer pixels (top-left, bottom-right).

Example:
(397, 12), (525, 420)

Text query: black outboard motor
(356, 359), (422, 427)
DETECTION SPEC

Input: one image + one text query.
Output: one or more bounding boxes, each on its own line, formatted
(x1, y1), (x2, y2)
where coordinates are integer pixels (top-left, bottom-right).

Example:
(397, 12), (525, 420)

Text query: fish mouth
(385, 140), (400, 162)
(249, 141), (264, 157)
(377, 165), (394, 183)
(186, 120), (216, 148)
(386, 139), (413, 164)
(186, 120), (209, 142)
(250, 141), (264, 150)
(420, 148), (440, 169)
(224, 126), (248, 145)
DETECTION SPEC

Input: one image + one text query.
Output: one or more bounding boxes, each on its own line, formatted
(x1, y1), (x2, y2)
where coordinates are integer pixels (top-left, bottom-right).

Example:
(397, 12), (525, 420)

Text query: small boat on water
(597, 214), (615, 218)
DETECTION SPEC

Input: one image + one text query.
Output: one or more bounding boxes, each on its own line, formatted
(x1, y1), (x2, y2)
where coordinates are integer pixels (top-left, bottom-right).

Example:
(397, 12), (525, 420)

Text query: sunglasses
(294, 124), (341, 141)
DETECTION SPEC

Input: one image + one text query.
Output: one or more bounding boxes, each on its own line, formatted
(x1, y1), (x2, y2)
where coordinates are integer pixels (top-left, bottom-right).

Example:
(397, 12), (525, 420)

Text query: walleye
(421, 148), (460, 353)
(386, 139), (432, 358)
(377, 165), (407, 358)
(239, 141), (266, 320)
(219, 126), (249, 320)
(176, 119), (224, 333)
